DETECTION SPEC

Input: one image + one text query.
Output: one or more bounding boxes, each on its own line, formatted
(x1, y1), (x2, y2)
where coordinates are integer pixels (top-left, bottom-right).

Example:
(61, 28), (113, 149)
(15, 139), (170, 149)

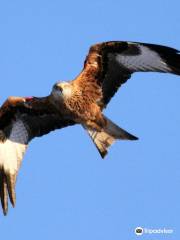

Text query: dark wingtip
(143, 43), (180, 75)
(166, 51), (180, 75)
(3, 208), (8, 216)
(0, 171), (8, 216)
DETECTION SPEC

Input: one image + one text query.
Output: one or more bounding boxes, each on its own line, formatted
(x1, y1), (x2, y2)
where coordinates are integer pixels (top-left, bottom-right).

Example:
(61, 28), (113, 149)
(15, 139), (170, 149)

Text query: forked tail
(85, 116), (138, 158)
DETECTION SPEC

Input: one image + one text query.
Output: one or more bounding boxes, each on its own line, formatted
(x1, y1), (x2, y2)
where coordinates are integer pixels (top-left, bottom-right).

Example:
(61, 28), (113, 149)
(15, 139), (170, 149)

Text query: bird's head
(51, 81), (73, 100)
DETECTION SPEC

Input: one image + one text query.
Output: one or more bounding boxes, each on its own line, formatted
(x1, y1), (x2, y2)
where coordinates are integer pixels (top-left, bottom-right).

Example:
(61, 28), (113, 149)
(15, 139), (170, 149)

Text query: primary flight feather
(0, 41), (180, 215)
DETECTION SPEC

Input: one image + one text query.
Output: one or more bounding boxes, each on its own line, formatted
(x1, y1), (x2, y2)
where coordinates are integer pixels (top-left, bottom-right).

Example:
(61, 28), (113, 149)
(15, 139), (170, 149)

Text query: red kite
(0, 41), (180, 215)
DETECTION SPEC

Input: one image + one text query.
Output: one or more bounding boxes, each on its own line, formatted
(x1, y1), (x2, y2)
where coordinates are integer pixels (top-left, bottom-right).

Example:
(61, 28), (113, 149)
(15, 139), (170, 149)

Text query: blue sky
(0, 0), (180, 239)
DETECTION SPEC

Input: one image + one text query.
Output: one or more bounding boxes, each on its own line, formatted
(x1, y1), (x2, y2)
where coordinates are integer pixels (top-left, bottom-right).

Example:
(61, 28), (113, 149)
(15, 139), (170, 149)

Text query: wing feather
(76, 41), (180, 107)
(0, 96), (75, 215)
(0, 171), (8, 215)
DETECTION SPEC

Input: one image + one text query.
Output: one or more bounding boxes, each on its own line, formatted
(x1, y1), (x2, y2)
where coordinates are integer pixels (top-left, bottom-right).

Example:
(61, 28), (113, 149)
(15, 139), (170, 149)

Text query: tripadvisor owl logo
(135, 227), (143, 235)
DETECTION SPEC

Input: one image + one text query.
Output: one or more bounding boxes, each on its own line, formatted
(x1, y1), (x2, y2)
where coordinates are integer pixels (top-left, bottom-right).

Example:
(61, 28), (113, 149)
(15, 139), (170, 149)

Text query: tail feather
(104, 117), (138, 140)
(87, 129), (115, 158)
(86, 117), (138, 158)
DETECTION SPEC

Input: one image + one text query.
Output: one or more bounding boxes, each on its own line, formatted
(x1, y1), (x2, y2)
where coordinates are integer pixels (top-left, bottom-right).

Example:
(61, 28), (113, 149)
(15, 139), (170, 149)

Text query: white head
(51, 82), (73, 100)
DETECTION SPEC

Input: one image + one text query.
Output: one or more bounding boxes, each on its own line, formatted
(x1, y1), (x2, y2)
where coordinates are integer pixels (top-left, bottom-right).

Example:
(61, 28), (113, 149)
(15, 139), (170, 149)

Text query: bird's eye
(53, 85), (58, 90)
(53, 84), (62, 91)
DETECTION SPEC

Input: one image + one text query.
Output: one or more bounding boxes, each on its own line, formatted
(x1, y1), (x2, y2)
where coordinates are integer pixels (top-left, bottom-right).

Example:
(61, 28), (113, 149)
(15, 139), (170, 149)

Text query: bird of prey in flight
(0, 41), (180, 215)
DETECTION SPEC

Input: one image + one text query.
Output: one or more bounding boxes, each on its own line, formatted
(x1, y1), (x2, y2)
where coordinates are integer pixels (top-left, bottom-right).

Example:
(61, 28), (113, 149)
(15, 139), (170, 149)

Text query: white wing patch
(0, 120), (28, 174)
(116, 44), (171, 72)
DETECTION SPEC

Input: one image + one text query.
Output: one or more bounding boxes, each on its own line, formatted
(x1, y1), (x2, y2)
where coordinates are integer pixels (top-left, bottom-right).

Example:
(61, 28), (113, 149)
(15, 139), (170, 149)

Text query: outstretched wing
(75, 41), (180, 108)
(0, 96), (75, 215)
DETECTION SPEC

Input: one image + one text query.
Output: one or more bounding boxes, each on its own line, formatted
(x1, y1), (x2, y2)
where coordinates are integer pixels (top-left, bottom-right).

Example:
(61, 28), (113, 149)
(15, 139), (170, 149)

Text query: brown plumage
(0, 40), (180, 215)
